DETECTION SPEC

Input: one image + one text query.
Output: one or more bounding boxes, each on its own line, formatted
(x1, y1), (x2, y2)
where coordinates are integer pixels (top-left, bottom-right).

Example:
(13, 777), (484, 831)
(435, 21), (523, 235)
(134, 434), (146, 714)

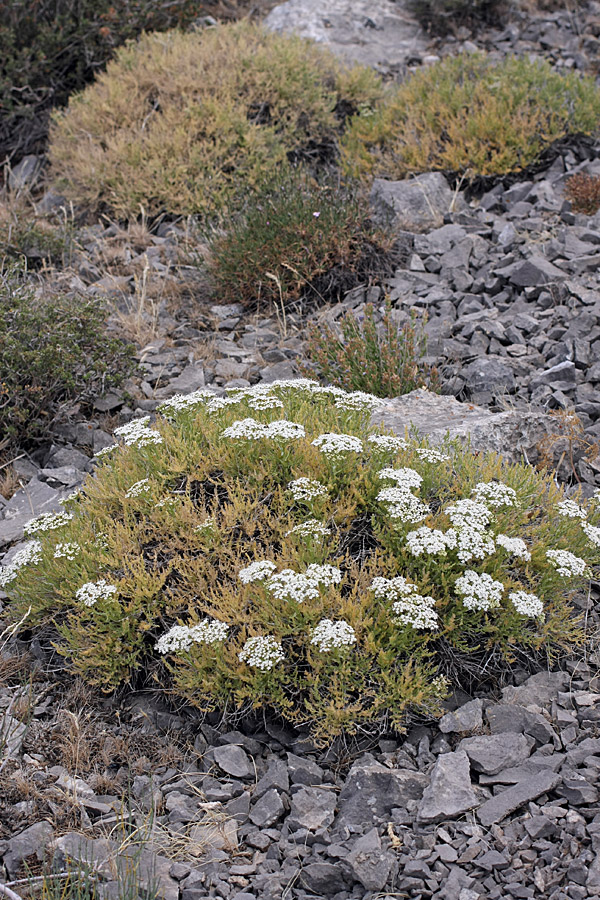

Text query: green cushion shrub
(0, 262), (135, 447)
(341, 53), (600, 181)
(48, 23), (382, 220)
(4, 380), (595, 741)
(0, 0), (208, 164)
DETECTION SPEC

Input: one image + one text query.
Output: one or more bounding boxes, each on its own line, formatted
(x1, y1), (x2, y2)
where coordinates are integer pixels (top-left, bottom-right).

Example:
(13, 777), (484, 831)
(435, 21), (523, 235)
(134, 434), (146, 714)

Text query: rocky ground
(2, 1), (600, 898)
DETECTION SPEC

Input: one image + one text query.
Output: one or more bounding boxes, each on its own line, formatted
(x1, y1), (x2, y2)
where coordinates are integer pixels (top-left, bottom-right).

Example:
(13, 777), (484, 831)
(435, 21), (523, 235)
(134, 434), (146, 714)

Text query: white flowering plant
(3, 380), (597, 740)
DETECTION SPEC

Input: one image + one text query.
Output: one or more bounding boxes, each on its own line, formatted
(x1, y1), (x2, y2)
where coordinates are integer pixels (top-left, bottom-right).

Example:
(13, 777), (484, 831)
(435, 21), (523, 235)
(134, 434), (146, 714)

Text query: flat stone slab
(0, 477), (67, 549)
(477, 770), (562, 827)
(264, 0), (428, 72)
(370, 388), (559, 465)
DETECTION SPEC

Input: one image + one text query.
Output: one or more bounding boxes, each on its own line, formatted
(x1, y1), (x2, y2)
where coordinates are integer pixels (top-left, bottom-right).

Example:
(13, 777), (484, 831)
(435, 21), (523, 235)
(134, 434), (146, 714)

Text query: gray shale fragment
(417, 750), (479, 824)
(476, 769), (562, 826)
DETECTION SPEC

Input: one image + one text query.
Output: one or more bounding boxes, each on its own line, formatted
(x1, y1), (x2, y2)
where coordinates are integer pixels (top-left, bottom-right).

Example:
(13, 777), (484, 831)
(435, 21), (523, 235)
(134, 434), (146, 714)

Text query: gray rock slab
(370, 388), (559, 465)
(461, 357), (516, 393)
(476, 770), (562, 827)
(5, 821), (54, 877)
(213, 743), (253, 780)
(347, 828), (393, 892)
(249, 787), (286, 827)
(439, 699), (484, 734)
(0, 478), (65, 547)
(338, 755), (428, 825)
(417, 750), (478, 824)
(486, 703), (556, 745)
(499, 255), (567, 287)
(288, 785), (336, 831)
(371, 173), (461, 232)
(264, 0), (428, 71)
(300, 861), (348, 894)
(458, 733), (533, 775)
(501, 671), (569, 709)
(53, 833), (179, 900)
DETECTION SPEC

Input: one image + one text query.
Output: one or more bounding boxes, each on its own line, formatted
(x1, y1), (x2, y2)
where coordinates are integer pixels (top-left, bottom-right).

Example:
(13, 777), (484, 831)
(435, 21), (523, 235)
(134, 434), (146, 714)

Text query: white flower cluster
(454, 571), (504, 612)
(305, 563), (342, 585)
(222, 418), (305, 441)
(155, 619), (229, 654)
(379, 467), (423, 491)
(415, 448), (450, 463)
(53, 542), (81, 560)
(125, 478), (151, 499)
(446, 499), (491, 531)
(288, 478), (328, 502)
(286, 520), (330, 538)
(310, 618), (356, 652)
(556, 499), (587, 519)
(75, 579), (117, 607)
(24, 511), (73, 535)
(370, 576), (439, 630)
(495, 534), (531, 561)
(405, 526), (454, 557)
(195, 518), (215, 533)
(238, 560), (278, 584)
(0, 540), (43, 587)
(367, 434), (407, 451)
(376, 486), (429, 525)
(238, 635), (285, 671)
(262, 562), (342, 603)
(445, 499), (495, 563)
(333, 391), (383, 411)
(311, 433), (363, 456)
(582, 522), (600, 547)
(247, 395), (284, 411)
(472, 482), (517, 508)
(509, 590), (544, 618)
(266, 570), (321, 603)
(114, 416), (163, 448)
(158, 390), (215, 414)
(95, 444), (118, 458)
(546, 549), (587, 577)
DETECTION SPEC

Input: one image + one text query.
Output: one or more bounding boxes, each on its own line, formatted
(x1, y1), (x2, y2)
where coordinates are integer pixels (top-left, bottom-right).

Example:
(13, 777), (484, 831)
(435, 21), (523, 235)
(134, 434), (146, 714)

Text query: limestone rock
(417, 750), (478, 824)
(264, 0), (427, 71)
(371, 173), (461, 232)
(370, 388), (560, 465)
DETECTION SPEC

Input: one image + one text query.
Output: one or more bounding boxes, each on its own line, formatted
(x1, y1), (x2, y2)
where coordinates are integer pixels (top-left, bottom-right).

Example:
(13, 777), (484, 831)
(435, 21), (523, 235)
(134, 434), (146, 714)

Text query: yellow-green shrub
(48, 23), (382, 219)
(341, 53), (600, 181)
(3, 381), (595, 741)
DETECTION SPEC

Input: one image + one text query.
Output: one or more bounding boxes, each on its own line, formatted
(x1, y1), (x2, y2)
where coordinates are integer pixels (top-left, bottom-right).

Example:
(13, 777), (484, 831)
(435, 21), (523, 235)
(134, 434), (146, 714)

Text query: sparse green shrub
(0, 0), (212, 165)
(48, 23), (382, 220)
(208, 177), (393, 309)
(565, 172), (600, 215)
(409, 0), (508, 36)
(4, 381), (595, 741)
(341, 53), (600, 181)
(302, 299), (437, 397)
(0, 263), (135, 446)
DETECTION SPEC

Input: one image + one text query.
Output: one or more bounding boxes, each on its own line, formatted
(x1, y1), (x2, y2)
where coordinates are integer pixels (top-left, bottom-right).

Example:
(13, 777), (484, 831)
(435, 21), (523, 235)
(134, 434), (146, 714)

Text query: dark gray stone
(461, 357), (516, 394)
(338, 755), (428, 826)
(371, 173), (460, 232)
(458, 733), (533, 775)
(249, 788), (286, 827)
(5, 821), (54, 877)
(476, 770), (562, 826)
(439, 699), (484, 734)
(213, 744), (253, 780)
(486, 703), (557, 745)
(417, 750), (478, 824)
(300, 862), (348, 894)
(346, 828), (393, 891)
(287, 786), (336, 831)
